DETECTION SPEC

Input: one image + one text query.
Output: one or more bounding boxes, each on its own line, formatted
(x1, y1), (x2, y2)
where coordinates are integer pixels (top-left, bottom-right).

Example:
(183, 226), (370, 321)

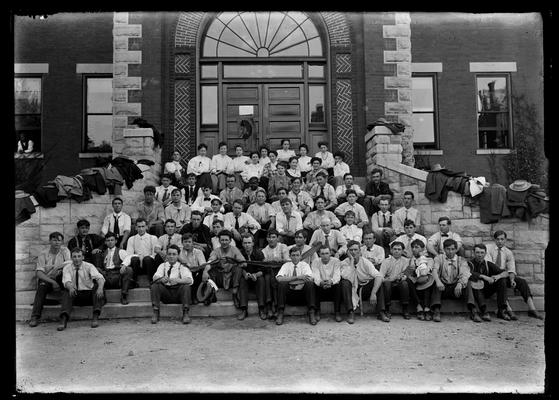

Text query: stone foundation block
(513, 231), (548, 250)
(431, 211), (466, 222)
(383, 25), (411, 38)
(397, 63), (411, 77)
(16, 226), (41, 242)
(40, 202), (71, 224)
(396, 37), (411, 50)
(384, 51), (411, 63)
(114, 37), (128, 50)
(70, 202), (112, 223)
(529, 284), (544, 296)
(385, 101), (412, 114)
(515, 263), (534, 277)
(39, 224), (65, 242)
(385, 76), (412, 89)
(114, 77), (142, 89)
(16, 271), (37, 291)
(398, 89), (412, 102)
(114, 103), (141, 116)
(372, 134), (391, 144)
(113, 25), (142, 37)
(533, 273), (544, 283)
(514, 249), (544, 264)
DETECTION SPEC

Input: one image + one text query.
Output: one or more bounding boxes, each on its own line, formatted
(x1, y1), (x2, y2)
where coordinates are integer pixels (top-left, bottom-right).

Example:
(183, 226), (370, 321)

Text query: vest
(377, 212), (392, 227)
(104, 248), (123, 270)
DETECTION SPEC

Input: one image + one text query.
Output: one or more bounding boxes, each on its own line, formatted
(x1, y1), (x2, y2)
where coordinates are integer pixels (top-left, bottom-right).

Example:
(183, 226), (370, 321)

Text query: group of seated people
(27, 143), (543, 330)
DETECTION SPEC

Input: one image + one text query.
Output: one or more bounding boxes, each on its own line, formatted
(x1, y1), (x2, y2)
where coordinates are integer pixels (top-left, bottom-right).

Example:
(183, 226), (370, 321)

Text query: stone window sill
(414, 149), (443, 155)
(476, 149), (513, 155)
(79, 153), (112, 158)
(14, 153), (44, 159)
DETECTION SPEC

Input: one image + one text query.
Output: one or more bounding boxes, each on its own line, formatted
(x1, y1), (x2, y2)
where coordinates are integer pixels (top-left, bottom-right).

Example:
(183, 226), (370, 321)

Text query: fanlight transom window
(203, 12), (323, 57)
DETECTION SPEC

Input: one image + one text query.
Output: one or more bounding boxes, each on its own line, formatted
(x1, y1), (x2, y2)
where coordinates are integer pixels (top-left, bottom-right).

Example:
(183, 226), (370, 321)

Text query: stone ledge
(123, 128), (153, 138)
(376, 159), (428, 181)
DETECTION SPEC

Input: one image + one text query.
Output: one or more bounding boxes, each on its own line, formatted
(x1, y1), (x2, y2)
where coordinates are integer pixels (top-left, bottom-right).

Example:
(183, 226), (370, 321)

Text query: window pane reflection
(202, 86), (218, 125)
(309, 85), (325, 123)
(224, 64), (302, 78)
(87, 78), (113, 113)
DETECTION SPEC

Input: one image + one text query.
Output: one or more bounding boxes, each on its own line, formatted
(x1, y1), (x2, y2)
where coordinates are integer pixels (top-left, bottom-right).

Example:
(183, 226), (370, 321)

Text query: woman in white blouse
(228, 144), (250, 190)
(286, 156), (301, 179)
(276, 139), (296, 163)
(164, 151), (184, 186)
(241, 151), (264, 184)
(297, 144), (312, 179)
(259, 146), (271, 167)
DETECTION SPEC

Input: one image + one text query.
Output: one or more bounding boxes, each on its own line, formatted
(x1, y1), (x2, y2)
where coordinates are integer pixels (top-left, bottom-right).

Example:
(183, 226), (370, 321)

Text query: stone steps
(16, 290), (543, 322)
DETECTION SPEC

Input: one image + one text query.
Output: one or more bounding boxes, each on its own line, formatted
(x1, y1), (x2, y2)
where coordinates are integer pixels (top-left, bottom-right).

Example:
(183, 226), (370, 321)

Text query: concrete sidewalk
(16, 314), (545, 394)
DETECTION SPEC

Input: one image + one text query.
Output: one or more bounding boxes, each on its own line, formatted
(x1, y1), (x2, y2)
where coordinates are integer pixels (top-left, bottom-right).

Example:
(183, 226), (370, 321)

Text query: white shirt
(164, 161), (184, 177)
(259, 156), (270, 167)
(311, 258), (341, 286)
(187, 155), (211, 175)
(275, 211), (303, 235)
(427, 231), (463, 256)
(223, 212), (261, 234)
(309, 229), (347, 252)
(335, 184), (365, 198)
(392, 207), (421, 234)
(247, 202), (276, 224)
(211, 154), (232, 174)
(333, 161), (350, 178)
(229, 156), (250, 173)
(276, 261), (312, 278)
(315, 151), (335, 168)
(360, 244), (386, 266)
(164, 203), (191, 229)
(126, 233), (160, 260)
(262, 243), (290, 262)
(155, 184), (178, 204)
(101, 212), (132, 236)
(191, 194), (223, 213)
(371, 211), (393, 230)
(298, 155), (312, 172)
(484, 243), (516, 275)
(241, 163), (264, 182)
(152, 261), (193, 286)
(340, 224), (363, 243)
(157, 233), (183, 253)
(288, 244), (319, 266)
(288, 190), (314, 213)
(391, 233), (427, 258)
(276, 149), (297, 162)
(203, 212), (225, 228)
(334, 202), (368, 225)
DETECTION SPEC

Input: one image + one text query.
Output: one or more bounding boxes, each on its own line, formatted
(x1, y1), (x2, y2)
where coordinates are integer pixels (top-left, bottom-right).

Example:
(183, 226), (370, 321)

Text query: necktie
(382, 213), (386, 227)
(324, 234), (329, 247)
(319, 185), (324, 198)
(167, 263), (174, 277)
(235, 216), (240, 230)
(405, 210), (409, 221)
(105, 249), (111, 268)
(496, 248), (502, 268)
(293, 263), (298, 278)
(163, 188), (169, 202)
(75, 267), (80, 290)
(167, 235), (172, 250)
(113, 215), (120, 236)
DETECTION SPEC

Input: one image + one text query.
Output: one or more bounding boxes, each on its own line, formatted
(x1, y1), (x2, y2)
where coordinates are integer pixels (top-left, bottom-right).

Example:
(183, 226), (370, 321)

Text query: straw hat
(509, 180), (532, 192)
(415, 274), (435, 291)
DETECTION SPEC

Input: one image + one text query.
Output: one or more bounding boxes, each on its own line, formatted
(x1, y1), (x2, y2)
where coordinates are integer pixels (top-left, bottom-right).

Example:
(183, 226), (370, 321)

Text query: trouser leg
(407, 280), (419, 306)
(277, 281), (289, 309)
(120, 267), (134, 294)
(254, 275), (266, 307)
(130, 257), (142, 280)
(465, 281), (477, 309)
(339, 279), (354, 311)
(303, 281), (316, 311)
(150, 282), (164, 309)
(381, 281), (392, 311)
(397, 279), (410, 305)
(175, 285), (191, 309)
(191, 270), (204, 302)
(511, 276), (532, 302)
(60, 289), (74, 318)
(31, 281), (55, 319)
(237, 273), (249, 308)
(142, 256), (157, 281)
(154, 254), (165, 269)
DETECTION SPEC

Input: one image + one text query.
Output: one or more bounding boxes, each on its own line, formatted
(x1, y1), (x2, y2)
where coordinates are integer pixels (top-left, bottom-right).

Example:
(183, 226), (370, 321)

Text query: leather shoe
(258, 307), (267, 320)
(424, 311), (433, 321)
(506, 309), (518, 320)
(275, 310), (284, 325)
(57, 315), (68, 331)
(470, 311), (482, 323)
(91, 314), (99, 328)
(497, 309), (511, 321)
(347, 311), (355, 324)
(309, 310), (317, 325)
(182, 310), (191, 324)
(267, 308), (275, 320)
(378, 311), (390, 322)
(120, 294), (129, 305)
(433, 309), (441, 322)
(315, 310), (321, 322)
(481, 312), (491, 322)
(29, 318), (39, 327)
(528, 310), (543, 320)
(417, 312), (425, 321)
(237, 309), (248, 321)
(335, 312), (342, 322)
(151, 309), (159, 324)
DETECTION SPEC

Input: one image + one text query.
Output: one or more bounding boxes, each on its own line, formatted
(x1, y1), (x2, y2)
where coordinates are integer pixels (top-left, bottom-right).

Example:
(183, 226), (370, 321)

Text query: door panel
(223, 85), (261, 154)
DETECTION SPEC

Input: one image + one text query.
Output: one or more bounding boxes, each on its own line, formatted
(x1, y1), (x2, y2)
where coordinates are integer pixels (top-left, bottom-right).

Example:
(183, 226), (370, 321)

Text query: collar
(113, 212), (122, 217)
(446, 255), (457, 262)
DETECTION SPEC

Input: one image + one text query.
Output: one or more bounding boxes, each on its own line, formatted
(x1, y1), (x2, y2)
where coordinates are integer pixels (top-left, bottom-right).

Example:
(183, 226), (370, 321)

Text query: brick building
(13, 11), (545, 187)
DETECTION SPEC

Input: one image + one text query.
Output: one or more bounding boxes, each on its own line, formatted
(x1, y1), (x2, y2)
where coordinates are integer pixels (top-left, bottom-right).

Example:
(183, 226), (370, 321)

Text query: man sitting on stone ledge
(133, 185), (165, 237)
(485, 230), (543, 320)
(363, 168), (394, 218)
(392, 191), (421, 236)
(29, 232), (71, 327)
(101, 197), (131, 249)
(67, 219), (105, 266)
(427, 216), (463, 258)
(126, 218), (160, 283)
(97, 232), (133, 305)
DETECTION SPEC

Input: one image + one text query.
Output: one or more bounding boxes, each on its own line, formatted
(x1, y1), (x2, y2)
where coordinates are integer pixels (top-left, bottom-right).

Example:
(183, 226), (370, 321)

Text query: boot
(91, 312), (100, 328)
(402, 305), (411, 320)
(57, 314), (68, 331)
(378, 311), (390, 323)
(433, 309), (441, 322)
(528, 309), (543, 320)
(120, 293), (129, 305)
(29, 317), (39, 327)
(470, 310), (482, 323)
(315, 309), (321, 322)
(309, 309), (317, 325)
(497, 309), (511, 321)
(258, 307), (267, 320)
(347, 311), (355, 324)
(266, 303), (275, 320)
(182, 309), (191, 324)
(334, 312), (342, 322)
(237, 308), (248, 321)
(506, 309), (518, 320)
(151, 309), (160, 324)
(275, 309), (284, 325)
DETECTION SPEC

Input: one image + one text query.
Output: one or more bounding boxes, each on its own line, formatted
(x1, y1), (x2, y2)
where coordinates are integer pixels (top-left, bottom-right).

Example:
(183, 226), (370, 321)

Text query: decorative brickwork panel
(335, 80), (353, 165)
(321, 12), (351, 47)
(174, 80), (193, 159)
(336, 54), (351, 73)
(175, 54), (192, 74)
(175, 12), (205, 47)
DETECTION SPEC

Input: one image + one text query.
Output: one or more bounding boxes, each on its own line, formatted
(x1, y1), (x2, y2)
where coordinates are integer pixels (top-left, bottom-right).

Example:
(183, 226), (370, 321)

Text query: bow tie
(441, 233), (449, 237)
(204, 197), (211, 201)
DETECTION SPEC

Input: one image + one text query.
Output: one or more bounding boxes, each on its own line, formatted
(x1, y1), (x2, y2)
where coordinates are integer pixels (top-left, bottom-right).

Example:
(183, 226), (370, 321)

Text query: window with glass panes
(84, 76), (113, 153)
(411, 74), (437, 148)
(476, 75), (512, 149)
(14, 77), (42, 153)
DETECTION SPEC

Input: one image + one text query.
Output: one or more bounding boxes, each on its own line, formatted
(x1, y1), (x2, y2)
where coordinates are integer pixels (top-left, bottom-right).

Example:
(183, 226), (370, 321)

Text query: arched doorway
(198, 12), (330, 155)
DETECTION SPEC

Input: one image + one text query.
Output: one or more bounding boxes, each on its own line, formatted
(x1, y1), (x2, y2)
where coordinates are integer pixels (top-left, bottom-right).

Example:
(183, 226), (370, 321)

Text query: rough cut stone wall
(383, 12), (414, 167)
(112, 12), (143, 156)
(364, 127), (547, 297)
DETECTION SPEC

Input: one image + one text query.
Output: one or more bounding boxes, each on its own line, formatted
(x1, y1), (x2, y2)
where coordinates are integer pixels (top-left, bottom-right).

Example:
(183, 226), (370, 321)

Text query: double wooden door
(223, 83), (305, 154)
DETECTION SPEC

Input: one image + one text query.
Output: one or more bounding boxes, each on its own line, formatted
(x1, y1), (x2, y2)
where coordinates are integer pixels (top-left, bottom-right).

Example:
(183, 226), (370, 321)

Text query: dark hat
(415, 274), (435, 291)
(509, 180), (532, 192)
(248, 177), (259, 183)
(196, 281), (216, 303)
(430, 163), (447, 172)
(143, 185), (156, 194)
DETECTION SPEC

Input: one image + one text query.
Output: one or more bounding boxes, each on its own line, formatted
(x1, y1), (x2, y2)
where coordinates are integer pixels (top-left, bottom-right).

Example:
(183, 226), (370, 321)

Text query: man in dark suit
(180, 210), (212, 258)
(363, 168), (394, 217)
(67, 219), (105, 265)
(182, 173), (200, 207)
